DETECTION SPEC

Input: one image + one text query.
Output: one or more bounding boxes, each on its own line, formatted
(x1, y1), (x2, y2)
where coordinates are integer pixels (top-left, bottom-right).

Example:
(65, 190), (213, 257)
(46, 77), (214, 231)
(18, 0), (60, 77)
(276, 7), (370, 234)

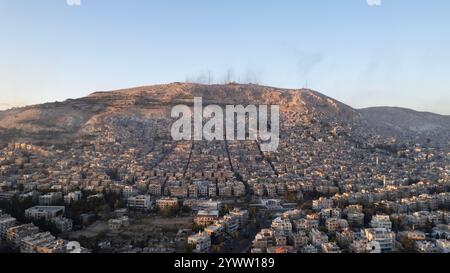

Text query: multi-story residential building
(370, 215), (393, 230)
(188, 184), (198, 198)
(127, 195), (154, 211)
(7, 224), (40, 248)
(38, 192), (62, 206)
(232, 183), (245, 197)
(108, 216), (130, 230)
(64, 191), (82, 204)
(336, 229), (355, 248)
(301, 244), (318, 253)
(156, 197), (178, 210)
(347, 212), (365, 227)
(194, 210), (220, 227)
(197, 200), (222, 211)
(148, 183), (162, 196)
(252, 229), (274, 251)
(204, 223), (224, 237)
(321, 242), (341, 253)
(20, 232), (56, 253)
(364, 228), (395, 253)
(188, 231), (211, 253)
(221, 214), (239, 234)
(309, 228), (328, 247)
(416, 241), (439, 253)
(266, 245), (296, 253)
(289, 231), (308, 250)
(229, 208), (249, 227)
(312, 197), (333, 211)
(51, 217), (73, 233)
(35, 238), (69, 253)
(25, 206), (65, 221)
(326, 218), (339, 232)
(193, 180), (209, 198)
(349, 240), (381, 253)
(208, 183), (217, 198)
(436, 239), (450, 253)
(271, 217), (292, 237)
(0, 213), (17, 240)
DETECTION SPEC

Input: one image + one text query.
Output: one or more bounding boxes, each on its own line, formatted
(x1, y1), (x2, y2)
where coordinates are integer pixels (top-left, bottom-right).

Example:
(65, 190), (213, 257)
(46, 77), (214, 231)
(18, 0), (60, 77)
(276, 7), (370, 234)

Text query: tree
(401, 238), (416, 253)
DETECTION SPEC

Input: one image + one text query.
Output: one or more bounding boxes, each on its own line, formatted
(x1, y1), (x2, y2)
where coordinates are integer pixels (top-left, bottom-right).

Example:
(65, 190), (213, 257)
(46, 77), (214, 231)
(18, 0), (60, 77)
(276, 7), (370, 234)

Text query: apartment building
(20, 232), (56, 253)
(51, 217), (73, 233)
(127, 195), (154, 211)
(194, 210), (219, 227)
(25, 206), (65, 221)
(188, 231), (211, 253)
(38, 192), (63, 205)
(370, 215), (393, 230)
(0, 213), (17, 240)
(364, 228), (395, 253)
(7, 223), (40, 248)
(271, 217), (293, 237)
(156, 197), (179, 210)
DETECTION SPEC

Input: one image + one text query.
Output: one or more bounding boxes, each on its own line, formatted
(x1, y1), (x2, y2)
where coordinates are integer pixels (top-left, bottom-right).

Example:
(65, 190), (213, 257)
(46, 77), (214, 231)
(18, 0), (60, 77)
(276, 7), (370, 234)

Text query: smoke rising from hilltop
(185, 67), (262, 85)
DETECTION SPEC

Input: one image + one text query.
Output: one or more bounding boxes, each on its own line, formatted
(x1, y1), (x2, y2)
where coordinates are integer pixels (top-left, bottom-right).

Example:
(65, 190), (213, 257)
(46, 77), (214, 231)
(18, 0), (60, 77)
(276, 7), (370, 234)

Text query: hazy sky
(0, 0), (449, 114)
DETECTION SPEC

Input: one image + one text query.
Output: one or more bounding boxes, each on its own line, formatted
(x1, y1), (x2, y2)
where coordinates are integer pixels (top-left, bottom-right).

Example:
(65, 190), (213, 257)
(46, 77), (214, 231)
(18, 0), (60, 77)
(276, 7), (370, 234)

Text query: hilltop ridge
(0, 83), (448, 148)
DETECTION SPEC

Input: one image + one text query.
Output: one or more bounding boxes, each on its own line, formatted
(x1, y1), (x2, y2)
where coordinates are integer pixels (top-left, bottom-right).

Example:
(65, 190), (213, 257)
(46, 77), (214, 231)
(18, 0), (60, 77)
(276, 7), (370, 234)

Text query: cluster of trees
(67, 189), (125, 227)
(0, 195), (33, 222)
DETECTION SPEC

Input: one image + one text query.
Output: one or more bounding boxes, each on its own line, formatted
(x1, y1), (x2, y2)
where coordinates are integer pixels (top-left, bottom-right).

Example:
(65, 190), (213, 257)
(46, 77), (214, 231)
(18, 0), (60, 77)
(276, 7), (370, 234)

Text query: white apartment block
(52, 217), (73, 233)
(108, 216), (130, 230)
(20, 232), (56, 253)
(25, 206), (65, 221)
(309, 228), (329, 247)
(188, 231), (211, 253)
(312, 197), (333, 211)
(436, 239), (450, 253)
(271, 217), (293, 237)
(370, 215), (393, 230)
(127, 195), (154, 211)
(364, 228), (395, 253)
(0, 214), (17, 240)
(38, 192), (63, 205)
(7, 223), (40, 248)
(156, 197), (178, 209)
(64, 191), (82, 204)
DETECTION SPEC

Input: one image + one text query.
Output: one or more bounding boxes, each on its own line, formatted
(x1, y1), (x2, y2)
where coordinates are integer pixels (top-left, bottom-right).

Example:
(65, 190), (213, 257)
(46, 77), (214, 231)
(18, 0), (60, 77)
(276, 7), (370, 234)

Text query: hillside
(0, 83), (448, 148)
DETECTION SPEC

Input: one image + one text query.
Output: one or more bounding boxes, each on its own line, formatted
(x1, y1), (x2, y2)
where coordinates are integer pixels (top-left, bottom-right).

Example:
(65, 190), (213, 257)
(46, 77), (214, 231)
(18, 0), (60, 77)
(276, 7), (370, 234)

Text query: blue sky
(0, 0), (449, 114)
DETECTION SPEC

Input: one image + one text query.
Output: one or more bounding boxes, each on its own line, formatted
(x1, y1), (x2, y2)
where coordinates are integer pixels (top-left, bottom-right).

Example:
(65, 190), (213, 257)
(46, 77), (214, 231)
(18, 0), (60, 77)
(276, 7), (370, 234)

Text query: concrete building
(108, 216), (130, 230)
(188, 231), (211, 253)
(38, 192), (62, 206)
(25, 206), (65, 221)
(271, 217), (293, 237)
(127, 195), (154, 211)
(436, 239), (450, 253)
(221, 214), (239, 234)
(20, 232), (56, 253)
(194, 210), (220, 227)
(7, 224), (40, 248)
(156, 197), (178, 210)
(229, 208), (249, 227)
(321, 242), (341, 253)
(52, 217), (73, 233)
(0, 213), (17, 240)
(370, 215), (393, 230)
(364, 228), (395, 253)
(64, 191), (82, 204)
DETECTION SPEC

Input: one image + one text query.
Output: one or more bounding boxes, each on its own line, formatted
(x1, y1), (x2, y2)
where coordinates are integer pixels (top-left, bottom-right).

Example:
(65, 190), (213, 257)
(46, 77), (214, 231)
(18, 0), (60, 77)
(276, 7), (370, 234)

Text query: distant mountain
(0, 83), (448, 148)
(0, 103), (14, 111)
(358, 107), (450, 147)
